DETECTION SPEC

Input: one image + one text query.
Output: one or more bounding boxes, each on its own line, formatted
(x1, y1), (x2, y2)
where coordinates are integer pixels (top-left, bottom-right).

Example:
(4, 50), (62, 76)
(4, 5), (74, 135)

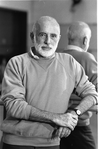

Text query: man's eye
(39, 33), (46, 37)
(51, 34), (57, 38)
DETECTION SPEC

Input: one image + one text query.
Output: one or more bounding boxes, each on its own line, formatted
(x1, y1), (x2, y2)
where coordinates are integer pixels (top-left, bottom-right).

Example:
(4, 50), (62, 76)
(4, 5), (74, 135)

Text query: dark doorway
(0, 7), (27, 102)
(0, 7), (27, 60)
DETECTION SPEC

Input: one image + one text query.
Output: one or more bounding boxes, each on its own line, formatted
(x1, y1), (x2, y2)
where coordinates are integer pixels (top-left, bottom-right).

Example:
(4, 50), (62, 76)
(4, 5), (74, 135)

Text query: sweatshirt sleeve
(1, 57), (31, 119)
(72, 57), (98, 105)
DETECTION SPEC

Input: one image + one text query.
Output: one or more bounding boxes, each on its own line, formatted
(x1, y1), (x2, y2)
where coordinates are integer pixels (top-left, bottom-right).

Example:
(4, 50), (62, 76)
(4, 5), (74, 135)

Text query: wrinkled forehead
(35, 19), (60, 35)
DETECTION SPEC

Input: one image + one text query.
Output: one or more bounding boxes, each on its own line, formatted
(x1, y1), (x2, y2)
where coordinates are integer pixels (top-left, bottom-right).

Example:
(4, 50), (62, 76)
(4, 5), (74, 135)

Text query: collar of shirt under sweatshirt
(66, 45), (83, 52)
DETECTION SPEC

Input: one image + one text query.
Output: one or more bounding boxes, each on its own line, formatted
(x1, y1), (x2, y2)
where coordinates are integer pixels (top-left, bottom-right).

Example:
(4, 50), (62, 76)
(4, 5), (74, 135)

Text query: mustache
(42, 46), (52, 49)
(34, 41), (54, 50)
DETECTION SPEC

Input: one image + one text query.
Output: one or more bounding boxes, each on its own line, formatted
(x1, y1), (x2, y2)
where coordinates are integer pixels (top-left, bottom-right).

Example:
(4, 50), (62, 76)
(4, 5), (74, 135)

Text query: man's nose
(44, 35), (51, 44)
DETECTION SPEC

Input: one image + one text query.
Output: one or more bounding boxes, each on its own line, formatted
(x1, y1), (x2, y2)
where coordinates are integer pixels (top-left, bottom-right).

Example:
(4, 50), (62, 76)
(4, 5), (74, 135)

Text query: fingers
(66, 122), (74, 131)
(53, 112), (78, 130)
(56, 127), (71, 138)
(63, 128), (71, 137)
(56, 127), (62, 137)
(63, 113), (78, 131)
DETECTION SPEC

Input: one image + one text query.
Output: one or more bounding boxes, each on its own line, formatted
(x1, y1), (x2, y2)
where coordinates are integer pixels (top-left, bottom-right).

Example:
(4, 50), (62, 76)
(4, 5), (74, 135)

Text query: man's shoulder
(7, 52), (30, 68)
(84, 51), (95, 59)
(56, 52), (73, 59)
(56, 52), (77, 69)
(10, 52), (29, 62)
(78, 51), (96, 61)
(64, 50), (95, 61)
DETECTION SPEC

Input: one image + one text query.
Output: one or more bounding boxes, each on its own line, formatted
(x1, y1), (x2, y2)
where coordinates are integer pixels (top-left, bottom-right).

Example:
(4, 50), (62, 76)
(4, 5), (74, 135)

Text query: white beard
(34, 37), (58, 58)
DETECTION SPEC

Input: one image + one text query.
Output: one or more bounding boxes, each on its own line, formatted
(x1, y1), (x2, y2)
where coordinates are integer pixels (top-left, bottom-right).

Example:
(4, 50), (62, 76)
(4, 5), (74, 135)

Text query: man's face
(33, 21), (60, 58)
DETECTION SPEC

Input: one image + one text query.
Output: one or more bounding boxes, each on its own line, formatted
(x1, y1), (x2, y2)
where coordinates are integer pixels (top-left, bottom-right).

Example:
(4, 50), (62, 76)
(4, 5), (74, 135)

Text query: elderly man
(0, 17), (97, 149)
(61, 21), (98, 149)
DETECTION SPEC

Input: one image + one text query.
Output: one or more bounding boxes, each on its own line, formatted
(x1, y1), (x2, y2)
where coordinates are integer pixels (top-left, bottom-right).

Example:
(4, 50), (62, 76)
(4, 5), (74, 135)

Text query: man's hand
(51, 126), (71, 139)
(56, 127), (71, 138)
(53, 112), (78, 131)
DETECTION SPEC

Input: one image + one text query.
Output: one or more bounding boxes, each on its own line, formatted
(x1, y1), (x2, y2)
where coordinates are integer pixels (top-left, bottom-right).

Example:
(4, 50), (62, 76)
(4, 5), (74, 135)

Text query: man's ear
(83, 37), (87, 46)
(30, 32), (34, 40)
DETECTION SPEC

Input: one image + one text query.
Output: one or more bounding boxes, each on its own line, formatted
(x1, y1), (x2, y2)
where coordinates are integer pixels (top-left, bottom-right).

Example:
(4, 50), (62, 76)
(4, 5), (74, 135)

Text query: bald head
(67, 21), (91, 51)
(32, 16), (60, 35)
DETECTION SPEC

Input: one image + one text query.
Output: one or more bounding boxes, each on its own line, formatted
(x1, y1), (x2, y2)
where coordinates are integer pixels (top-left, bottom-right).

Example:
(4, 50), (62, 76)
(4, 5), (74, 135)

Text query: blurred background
(0, 0), (98, 148)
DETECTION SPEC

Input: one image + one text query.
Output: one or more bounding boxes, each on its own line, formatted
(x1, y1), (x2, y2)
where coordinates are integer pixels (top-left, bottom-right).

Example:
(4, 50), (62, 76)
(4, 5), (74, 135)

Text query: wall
(31, 0), (97, 23)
